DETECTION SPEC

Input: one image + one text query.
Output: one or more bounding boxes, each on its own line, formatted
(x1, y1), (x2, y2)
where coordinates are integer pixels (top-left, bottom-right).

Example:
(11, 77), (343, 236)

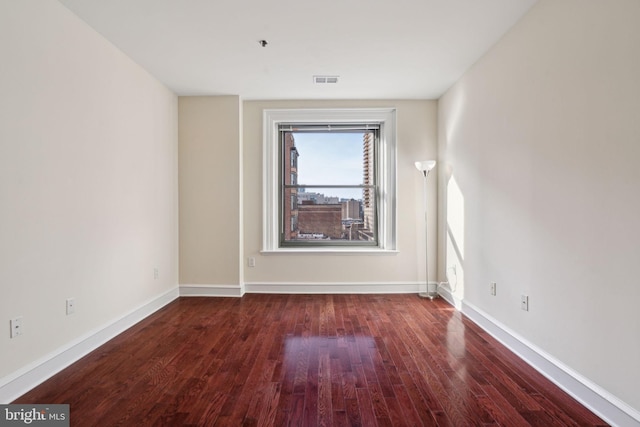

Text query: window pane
(283, 187), (376, 243)
(288, 132), (372, 186)
(279, 126), (380, 246)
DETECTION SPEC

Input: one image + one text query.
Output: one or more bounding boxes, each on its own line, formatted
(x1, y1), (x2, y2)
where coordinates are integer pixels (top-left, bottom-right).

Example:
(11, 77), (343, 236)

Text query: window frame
(263, 108), (397, 253)
(280, 125), (379, 248)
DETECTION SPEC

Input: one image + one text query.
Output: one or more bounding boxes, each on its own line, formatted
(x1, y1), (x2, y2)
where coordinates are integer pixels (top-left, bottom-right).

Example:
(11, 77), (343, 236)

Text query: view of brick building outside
(298, 203), (343, 239)
(283, 133), (298, 240)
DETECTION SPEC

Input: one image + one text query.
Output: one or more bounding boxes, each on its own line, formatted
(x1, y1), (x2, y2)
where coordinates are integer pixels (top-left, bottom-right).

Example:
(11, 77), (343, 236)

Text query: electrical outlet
(248, 257), (256, 267)
(154, 268), (159, 280)
(521, 295), (529, 311)
(66, 298), (75, 315)
(10, 317), (23, 338)
(490, 282), (497, 296)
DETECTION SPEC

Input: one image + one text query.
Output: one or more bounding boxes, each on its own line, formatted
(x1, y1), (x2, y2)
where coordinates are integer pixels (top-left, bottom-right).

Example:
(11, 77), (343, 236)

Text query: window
(280, 125), (378, 246)
(263, 108), (397, 252)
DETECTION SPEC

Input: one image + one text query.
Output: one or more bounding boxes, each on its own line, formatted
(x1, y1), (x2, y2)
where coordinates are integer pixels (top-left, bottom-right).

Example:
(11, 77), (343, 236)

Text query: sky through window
(292, 132), (365, 200)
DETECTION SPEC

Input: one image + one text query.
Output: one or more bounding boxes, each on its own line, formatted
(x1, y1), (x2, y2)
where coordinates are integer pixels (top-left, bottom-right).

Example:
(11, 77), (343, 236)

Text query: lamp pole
(415, 160), (436, 299)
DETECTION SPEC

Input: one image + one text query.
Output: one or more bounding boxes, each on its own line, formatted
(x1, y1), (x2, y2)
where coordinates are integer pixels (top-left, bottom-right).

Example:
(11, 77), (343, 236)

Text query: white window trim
(262, 108), (397, 253)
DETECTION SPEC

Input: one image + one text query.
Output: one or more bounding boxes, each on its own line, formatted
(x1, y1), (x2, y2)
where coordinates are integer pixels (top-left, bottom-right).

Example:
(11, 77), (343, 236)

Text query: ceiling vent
(313, 75), (339, 84)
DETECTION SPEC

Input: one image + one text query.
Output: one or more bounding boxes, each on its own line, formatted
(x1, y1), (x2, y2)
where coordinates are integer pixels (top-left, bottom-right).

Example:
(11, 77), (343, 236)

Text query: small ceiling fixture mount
(258, 40), (268, 47)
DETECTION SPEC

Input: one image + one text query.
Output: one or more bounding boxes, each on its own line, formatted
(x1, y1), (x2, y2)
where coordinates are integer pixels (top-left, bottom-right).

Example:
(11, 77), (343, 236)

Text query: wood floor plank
(392, 383), (430, 427)
(344, 397), (362, 426)
(329, 357), (346, 412)
(356, 388), (378, 426)
(13, 294), (608, 426)
(478, 384), (532, 427)
(317, 348), (333, 427)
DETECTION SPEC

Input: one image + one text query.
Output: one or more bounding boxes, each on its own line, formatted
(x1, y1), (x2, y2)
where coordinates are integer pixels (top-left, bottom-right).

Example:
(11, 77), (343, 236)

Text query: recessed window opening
(263, 108), (397, 252)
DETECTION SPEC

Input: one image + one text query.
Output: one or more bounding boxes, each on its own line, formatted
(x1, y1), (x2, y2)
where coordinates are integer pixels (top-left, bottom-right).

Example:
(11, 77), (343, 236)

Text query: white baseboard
(244, 281), (421, 294)
(0, 287), (179, 404)
(435, 285), (462, 310)
(440, 294), (640, 427)
(179, 284), (245, 297)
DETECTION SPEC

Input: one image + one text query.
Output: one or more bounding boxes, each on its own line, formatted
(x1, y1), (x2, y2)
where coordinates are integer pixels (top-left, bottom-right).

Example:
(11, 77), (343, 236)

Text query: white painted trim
(245, 282), (421, 294)
(179, 284), (245, 297)
(434, 285), (462, 310)
(260, 249), (399, 255)
(454, 299), (640, 427)
(0, 287), (179, 404)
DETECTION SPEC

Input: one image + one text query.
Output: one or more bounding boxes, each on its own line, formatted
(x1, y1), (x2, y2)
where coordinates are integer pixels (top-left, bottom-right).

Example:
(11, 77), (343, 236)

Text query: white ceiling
(58, 0), (538, 100)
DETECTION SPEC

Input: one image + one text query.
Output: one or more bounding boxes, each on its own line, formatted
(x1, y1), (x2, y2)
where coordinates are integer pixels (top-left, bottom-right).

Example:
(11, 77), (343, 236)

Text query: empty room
(1, 0), (638, 426)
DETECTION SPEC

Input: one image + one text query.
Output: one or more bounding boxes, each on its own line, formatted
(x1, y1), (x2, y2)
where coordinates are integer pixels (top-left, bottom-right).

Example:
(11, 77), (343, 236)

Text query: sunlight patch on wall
(446, 174), (465, 301)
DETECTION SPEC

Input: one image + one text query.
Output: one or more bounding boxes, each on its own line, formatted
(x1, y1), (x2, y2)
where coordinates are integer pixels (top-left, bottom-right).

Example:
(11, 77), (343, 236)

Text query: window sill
(261, 248), (399, 255)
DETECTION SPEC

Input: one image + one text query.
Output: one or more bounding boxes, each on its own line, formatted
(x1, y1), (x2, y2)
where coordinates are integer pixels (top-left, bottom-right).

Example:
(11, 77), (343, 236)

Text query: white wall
(0, 0), (178, 388)
(438, 0), (640, 416)
(177, 99), (437, 295)
(243, 100), (438, 291)
(179, 96), (242, 288)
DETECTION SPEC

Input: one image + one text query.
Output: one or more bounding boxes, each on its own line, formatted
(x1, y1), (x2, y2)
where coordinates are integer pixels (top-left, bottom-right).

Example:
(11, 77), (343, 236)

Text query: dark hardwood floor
(15, 294), (608, 426)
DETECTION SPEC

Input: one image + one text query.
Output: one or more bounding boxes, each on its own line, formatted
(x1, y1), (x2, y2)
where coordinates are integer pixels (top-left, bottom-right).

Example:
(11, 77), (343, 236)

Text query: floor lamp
(415, 160), (437, 299)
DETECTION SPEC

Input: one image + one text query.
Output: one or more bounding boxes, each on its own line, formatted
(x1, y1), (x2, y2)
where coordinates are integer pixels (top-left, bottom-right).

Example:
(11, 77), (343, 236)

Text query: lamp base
(418, 282), (439, 300)
(418, 292), (438, 300)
